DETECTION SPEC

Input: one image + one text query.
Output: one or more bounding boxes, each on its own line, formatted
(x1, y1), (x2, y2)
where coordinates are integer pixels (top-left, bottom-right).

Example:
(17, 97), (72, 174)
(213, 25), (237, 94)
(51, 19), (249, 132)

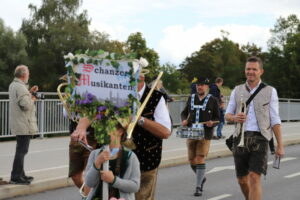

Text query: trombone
(237, 95), (246, 147)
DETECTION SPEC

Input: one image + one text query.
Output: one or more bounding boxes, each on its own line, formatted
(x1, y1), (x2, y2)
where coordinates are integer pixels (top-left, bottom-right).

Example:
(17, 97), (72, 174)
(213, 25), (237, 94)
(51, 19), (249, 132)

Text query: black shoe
(23, 176), (34, 182)
(9, 177), (31, 185)
(200, 177), (206, 191)
(194, 187), (202, 196)
(212, 136), (219, 140)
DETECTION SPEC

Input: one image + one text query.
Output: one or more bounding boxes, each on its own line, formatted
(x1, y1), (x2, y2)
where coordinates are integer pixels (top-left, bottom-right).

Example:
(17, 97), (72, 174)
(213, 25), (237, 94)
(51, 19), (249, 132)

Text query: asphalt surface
(1, 122), (300, 199)
(7, 143), (300, 200)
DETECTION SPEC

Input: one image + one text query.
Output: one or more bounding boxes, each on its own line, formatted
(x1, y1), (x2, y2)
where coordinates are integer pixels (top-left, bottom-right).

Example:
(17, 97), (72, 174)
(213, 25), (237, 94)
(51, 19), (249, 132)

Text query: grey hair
(14, 65), (28, 78)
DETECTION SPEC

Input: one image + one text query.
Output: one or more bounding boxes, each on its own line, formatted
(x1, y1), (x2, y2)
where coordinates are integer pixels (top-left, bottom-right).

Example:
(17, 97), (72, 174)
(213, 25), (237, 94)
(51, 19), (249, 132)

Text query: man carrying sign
(72, 73), (171, 200)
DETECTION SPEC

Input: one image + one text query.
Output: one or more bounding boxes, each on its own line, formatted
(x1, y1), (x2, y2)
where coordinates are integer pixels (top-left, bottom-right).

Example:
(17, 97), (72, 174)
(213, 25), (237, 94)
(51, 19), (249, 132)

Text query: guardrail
(1, 93), (300, 137)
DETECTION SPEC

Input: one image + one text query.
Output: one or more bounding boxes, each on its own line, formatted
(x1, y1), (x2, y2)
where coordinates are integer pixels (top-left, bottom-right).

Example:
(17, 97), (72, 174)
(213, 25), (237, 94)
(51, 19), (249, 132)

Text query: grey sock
(196, 164), (206, 187)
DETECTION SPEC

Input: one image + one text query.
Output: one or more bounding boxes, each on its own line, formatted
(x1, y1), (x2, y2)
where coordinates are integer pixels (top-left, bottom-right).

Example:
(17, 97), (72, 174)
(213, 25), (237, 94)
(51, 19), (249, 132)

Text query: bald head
(14, 65), (29, 83)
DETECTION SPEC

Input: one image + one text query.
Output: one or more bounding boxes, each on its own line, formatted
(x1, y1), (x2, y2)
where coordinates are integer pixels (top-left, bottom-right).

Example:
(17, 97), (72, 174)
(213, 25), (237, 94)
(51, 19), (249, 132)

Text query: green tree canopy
(265, 14), (300, 98)
(180, 35), (245, 88)
(21, 0), (91, 91)
(0, 19), (28, 91)
(158, 63), (190, 94)
(126, 32), (160, 81)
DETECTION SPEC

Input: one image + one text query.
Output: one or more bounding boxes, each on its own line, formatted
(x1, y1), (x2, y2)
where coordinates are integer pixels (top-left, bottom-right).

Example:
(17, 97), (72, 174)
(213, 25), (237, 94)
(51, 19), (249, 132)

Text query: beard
(197, 91), (205, 96)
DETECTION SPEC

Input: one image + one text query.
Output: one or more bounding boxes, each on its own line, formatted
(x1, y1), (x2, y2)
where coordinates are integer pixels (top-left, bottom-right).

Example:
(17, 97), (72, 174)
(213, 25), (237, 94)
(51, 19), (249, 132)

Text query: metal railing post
(39, 100), (45, 139)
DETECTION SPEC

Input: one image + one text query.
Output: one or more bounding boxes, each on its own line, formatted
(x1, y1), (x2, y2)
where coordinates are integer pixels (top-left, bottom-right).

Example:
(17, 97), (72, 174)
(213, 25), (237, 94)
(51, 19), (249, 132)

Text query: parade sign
(63, 50), (147, 144)
(74, 60), (135, 107)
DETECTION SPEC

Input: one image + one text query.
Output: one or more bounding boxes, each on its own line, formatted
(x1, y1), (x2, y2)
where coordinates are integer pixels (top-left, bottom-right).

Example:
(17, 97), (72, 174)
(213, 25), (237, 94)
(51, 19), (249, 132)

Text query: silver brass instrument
(176, 121), (219, 140)
(176, 126), (205, 140)
(237, 95), (246, 147)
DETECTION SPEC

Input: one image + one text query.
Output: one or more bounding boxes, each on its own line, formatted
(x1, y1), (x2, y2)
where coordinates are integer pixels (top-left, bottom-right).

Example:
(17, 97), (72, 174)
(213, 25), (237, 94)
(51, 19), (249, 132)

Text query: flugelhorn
(237, 95), (246, 147)
(57, 80), (78, 122)
(123, 72), (164, 149)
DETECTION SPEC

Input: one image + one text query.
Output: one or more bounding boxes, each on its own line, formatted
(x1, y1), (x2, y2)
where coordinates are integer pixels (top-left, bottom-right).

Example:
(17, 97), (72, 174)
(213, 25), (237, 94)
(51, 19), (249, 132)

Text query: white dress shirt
(139, 83), (172, 131)
(225, 81), (281, 132)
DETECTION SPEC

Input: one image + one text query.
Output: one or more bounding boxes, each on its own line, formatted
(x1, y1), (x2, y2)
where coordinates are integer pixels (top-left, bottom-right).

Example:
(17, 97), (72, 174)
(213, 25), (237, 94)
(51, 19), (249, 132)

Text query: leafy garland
(63, 50), (146, 145)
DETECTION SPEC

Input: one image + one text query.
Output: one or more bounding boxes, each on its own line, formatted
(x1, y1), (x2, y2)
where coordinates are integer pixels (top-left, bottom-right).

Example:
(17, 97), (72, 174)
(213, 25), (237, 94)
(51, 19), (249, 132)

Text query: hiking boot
(194, 187), (202, 196)
(23, 175), (34, 182)
(9, 177), (31, 185)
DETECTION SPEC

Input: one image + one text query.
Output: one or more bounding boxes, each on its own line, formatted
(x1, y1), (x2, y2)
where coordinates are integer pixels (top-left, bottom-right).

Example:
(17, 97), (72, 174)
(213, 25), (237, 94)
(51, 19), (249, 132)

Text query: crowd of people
(6, 56), (285, 200)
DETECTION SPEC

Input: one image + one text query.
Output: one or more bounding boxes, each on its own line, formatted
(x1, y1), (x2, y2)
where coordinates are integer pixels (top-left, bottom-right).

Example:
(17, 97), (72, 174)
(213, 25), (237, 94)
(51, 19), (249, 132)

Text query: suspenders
(190, 94), (211, 128)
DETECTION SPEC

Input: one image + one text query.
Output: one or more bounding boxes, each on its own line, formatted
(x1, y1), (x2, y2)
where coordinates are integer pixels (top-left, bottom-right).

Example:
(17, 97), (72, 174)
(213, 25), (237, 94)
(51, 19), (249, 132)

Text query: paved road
(7, 143), (300, 200)
(1, 122), (300, 178)
(1, 122), (300, 199)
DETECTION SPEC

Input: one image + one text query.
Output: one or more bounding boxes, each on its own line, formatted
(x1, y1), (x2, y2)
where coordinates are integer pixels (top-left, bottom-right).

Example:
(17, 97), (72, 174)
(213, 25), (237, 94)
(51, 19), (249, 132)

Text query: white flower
(63, 53), (75, 60)
(132, 61), (140, 74)
(139, 57), (149, 67)
(96, 52), (109, 59)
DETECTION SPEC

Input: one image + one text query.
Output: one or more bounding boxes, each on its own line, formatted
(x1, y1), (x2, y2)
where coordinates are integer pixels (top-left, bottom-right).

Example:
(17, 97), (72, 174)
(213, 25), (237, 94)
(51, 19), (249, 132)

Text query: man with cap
(181, 76), (220, 197)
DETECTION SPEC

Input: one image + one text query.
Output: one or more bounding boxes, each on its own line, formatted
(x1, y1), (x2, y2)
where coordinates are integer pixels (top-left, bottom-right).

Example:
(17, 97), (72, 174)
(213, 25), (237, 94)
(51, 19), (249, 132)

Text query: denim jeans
(11, 135), (31, 180)
(216, 122), (224, 137)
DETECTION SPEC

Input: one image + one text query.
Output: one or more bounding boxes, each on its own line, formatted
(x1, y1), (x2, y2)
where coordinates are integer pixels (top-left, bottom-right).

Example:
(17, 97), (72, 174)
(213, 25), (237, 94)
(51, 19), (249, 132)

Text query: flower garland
(63, 50), (148, 145)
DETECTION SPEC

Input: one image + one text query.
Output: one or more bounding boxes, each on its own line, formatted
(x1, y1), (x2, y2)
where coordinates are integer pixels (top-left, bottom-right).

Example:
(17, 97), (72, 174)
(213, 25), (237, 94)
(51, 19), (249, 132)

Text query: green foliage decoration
(64, 49), (142, 145)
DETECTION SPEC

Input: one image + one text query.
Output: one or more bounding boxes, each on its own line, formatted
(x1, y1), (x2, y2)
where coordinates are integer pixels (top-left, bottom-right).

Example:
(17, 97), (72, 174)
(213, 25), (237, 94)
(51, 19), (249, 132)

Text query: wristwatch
(138, 117), (145, 126)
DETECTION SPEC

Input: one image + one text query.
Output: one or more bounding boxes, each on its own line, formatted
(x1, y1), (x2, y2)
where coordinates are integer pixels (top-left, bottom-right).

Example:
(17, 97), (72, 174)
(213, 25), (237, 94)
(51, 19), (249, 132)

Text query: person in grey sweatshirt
(84, 125), (140, 200)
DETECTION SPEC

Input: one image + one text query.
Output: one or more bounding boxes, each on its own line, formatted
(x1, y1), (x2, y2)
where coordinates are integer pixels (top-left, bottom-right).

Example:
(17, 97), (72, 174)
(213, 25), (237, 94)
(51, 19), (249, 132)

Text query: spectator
(209, 77), (224, 139)
(9, 65), (38, 185)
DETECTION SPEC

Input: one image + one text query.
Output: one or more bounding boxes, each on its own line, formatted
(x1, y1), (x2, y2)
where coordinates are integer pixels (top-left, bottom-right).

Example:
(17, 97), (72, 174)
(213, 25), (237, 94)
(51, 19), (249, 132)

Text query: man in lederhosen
(181, 76), (220, 197)
(225, 56), (284, 200)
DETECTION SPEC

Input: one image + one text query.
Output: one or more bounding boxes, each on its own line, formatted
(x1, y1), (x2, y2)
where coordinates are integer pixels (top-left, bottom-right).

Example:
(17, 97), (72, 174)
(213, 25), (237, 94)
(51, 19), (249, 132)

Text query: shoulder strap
(245, 83), (266, 106)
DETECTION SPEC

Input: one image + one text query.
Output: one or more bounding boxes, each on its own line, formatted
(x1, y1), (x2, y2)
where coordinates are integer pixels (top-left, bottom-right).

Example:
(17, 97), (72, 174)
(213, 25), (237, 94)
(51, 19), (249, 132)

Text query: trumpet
(237, 95), (246, 147)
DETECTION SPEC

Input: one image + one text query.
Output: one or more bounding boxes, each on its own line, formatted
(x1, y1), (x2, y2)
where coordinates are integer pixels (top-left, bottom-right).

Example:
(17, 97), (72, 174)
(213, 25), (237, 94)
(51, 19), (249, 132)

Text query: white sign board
(74, 60), (137, 107)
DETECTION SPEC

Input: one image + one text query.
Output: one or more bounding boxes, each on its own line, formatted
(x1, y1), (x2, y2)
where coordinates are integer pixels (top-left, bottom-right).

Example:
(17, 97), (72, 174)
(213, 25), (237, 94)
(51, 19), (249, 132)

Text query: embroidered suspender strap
(191, 94), (211, 124)
(245, 83), (266, 107)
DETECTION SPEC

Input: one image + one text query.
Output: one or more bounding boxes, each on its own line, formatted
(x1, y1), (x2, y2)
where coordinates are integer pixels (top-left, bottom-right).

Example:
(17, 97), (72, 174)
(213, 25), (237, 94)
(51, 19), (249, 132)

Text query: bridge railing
(1, 92), (300, 137)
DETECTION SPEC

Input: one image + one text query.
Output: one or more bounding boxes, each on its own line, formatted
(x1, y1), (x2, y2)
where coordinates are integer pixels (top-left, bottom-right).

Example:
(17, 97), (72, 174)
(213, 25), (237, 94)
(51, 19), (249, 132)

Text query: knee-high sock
(196, 164), (206, 188)
(190, 164), (196, 173)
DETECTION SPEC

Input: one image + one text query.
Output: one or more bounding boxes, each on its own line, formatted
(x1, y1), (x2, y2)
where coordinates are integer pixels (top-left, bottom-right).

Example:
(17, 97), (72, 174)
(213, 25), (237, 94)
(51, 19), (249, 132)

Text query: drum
(176, 126), (205, 140)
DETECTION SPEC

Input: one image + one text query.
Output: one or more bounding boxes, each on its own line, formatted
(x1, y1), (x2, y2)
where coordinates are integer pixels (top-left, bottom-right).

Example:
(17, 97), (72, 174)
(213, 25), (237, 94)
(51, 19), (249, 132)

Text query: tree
(268, 14), (300, 49)
(180, 36), (245, 88)
(0, 19), (28, 91)
(88, 30), (126, 54)
(21, 0), (91, 91)
(265, 14), (300, 98)
(126, 32), (160, 80)
(241, 43), (264, 58)
(158, 63), (190, 94)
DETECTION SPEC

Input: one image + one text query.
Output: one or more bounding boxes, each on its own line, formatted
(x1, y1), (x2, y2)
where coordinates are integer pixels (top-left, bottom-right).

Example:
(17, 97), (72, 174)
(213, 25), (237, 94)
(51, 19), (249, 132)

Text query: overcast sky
(0, 0), (300, 65)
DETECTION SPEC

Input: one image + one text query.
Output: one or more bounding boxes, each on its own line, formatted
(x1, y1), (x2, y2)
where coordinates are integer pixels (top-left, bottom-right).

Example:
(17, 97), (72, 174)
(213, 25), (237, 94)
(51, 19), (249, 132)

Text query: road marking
(0, 165), (68, 177)
(208, 194), (232, 200)
(284, 172), (300, 178)
(207, 165), (235, 174)
(163, 142), (226, 152)
(207, 157), (297, 174)
(267, 157), (297, 165)
(0, 147), (68, 157)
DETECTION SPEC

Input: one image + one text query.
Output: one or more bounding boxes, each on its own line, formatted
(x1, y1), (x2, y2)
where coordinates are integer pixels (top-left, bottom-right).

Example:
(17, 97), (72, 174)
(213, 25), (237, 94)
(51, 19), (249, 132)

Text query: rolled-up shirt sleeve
(225, 88), (237, 115)
(270, 88), (281, 127)
(153, 97), (172, 131)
